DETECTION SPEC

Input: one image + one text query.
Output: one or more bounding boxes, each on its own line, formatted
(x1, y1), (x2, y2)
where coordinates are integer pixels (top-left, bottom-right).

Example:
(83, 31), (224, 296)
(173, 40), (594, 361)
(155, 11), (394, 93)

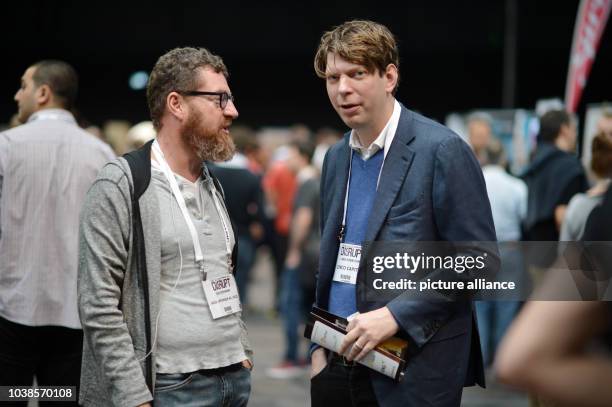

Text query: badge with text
(332, 243), (362, 285)
(202, 275), (241, 319)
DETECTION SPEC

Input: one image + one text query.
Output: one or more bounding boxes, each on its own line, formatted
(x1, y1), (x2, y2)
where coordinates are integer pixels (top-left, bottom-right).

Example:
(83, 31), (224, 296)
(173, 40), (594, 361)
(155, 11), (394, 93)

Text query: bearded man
(77, 47), (253, 407)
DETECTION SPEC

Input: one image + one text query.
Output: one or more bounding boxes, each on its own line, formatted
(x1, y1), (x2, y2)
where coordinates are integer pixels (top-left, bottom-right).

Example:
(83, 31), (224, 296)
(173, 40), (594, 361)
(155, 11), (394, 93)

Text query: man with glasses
(78, 47), (252, 407)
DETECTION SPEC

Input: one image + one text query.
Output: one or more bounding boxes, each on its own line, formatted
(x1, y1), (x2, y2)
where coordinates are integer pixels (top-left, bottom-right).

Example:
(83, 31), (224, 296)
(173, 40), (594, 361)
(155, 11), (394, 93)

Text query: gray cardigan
(77, 157), (252, 406)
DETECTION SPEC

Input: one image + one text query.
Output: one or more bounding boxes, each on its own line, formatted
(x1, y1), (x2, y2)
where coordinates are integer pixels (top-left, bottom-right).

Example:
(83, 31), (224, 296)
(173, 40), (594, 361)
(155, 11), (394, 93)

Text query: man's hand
(310, 347), (327, 379)
(338, 307), (399, 362)
(137, 403), (151, 407)
(242, 359), (253, 370)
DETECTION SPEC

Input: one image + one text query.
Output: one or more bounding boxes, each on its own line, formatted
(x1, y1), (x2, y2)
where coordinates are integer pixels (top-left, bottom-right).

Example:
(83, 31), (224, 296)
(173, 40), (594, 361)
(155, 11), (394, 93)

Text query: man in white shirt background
(0, 60), (114, 402)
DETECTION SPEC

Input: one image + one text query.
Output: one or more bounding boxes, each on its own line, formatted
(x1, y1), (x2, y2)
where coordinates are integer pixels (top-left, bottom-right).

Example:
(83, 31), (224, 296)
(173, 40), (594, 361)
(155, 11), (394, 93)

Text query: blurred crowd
(1, 58), (611, 406)
(467, 107), (612, 407)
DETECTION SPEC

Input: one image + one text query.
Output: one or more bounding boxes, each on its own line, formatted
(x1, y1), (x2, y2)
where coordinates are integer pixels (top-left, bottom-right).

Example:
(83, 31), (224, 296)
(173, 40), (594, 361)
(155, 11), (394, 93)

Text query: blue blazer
(316, 106), (497, 406)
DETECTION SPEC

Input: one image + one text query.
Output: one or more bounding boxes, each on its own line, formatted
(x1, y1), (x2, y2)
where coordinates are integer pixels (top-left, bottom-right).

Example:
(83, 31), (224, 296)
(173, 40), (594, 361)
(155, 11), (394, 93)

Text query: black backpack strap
(121, 140), (154, 393)
(122, 140), (153, 201)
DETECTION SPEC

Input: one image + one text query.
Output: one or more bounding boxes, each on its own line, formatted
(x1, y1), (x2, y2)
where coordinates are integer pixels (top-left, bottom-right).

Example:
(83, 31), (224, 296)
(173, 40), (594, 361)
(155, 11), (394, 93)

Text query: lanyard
(151, 140), (232, 279)
(339, 149), (385, 242)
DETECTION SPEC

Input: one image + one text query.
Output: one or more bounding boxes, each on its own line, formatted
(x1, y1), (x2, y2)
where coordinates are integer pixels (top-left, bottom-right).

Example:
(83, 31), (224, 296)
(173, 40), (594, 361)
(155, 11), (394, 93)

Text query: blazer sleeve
(386, 136), (499, 347)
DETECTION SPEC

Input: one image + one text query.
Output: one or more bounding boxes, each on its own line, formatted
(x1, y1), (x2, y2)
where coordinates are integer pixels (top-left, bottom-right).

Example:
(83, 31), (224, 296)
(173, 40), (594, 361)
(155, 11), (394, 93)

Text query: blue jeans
(280, 266), (304, 362)
(154, 364), (251, 407)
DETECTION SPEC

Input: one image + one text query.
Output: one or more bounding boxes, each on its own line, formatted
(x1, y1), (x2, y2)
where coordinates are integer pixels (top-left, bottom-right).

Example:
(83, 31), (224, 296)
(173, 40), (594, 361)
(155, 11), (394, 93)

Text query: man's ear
(36, 84), (52, 106)
(166, 91), (187, 122)
(384, 64), (399, 94)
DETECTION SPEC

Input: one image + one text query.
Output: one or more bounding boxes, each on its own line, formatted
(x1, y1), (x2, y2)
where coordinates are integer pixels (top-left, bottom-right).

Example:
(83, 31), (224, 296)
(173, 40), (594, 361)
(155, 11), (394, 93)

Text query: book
(304, 307), (408, 382)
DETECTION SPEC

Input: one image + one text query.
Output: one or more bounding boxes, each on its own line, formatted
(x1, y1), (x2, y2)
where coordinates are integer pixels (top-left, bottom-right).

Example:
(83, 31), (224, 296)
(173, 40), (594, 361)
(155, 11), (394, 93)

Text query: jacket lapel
(364, 108), (416, 242)
(330, 138), (351, 231)
(318, 136), (351, 290)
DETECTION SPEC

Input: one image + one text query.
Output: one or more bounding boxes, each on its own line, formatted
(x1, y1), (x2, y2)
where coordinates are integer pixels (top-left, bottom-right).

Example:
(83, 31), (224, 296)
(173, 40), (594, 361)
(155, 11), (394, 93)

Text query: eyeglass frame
(177, 90), (234, 109)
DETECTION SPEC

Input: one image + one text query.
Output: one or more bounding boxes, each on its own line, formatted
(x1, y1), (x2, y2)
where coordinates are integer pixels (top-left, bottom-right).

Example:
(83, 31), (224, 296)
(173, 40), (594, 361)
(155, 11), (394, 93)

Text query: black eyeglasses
(178, 90), (234, 109)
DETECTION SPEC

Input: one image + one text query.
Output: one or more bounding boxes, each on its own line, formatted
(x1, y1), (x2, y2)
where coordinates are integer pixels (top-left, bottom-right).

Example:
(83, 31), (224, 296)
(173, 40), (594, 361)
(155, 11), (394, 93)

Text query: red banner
(565, 0), (611, 112)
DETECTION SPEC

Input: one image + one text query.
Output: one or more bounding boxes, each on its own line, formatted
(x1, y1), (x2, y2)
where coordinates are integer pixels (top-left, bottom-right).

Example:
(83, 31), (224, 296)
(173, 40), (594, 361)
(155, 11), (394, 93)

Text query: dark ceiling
(2, 0), (610, 130)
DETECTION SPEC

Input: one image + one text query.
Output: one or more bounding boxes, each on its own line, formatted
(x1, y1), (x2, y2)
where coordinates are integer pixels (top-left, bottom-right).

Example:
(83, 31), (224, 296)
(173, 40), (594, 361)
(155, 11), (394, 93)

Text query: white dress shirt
(0, 109), (115, 328)
(348, 99), (401, 160)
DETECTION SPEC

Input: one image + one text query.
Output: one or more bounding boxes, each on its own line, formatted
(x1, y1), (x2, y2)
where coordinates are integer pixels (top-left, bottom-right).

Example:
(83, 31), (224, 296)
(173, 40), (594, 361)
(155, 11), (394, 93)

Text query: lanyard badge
(202, 275), (241, 319)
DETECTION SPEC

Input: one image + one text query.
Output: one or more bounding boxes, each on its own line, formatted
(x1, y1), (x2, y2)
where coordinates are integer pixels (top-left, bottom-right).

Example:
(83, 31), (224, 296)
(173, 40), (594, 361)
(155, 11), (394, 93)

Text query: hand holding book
(339, 307), (400, 362)
(304, 307), (409, 382)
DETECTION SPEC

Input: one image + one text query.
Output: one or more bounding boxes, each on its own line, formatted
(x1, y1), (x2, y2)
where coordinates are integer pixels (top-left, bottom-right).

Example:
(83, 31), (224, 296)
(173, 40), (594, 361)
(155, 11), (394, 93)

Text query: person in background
(467, 111), (494, 165)
(267, 140), (319, 379)
(263, 141), (298, 311)
(560, 131), (612, 242)
(596, 107), (612, 137)
(126, 121), (156, 151)
(476, 139), (527, 366)
(496, 188), (612, 406)
(0, 60), (114, 402)
(522, 109), (588, 269)
(312, 127), (342, 171)
(210, 130), (265, 305)
(496, 299), (612, 407)
(229, 125), (264, 176)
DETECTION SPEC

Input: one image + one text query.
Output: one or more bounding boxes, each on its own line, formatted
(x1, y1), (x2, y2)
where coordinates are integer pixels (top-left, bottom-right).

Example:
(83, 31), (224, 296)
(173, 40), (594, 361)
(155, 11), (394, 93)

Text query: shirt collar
(348, 99), (401, 160)
(27, 108), (76, 125)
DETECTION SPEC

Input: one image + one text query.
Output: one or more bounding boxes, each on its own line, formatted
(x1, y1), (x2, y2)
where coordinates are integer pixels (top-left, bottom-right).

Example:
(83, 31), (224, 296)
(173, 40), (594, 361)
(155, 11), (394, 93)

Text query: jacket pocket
(386, 196), (423, 223)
